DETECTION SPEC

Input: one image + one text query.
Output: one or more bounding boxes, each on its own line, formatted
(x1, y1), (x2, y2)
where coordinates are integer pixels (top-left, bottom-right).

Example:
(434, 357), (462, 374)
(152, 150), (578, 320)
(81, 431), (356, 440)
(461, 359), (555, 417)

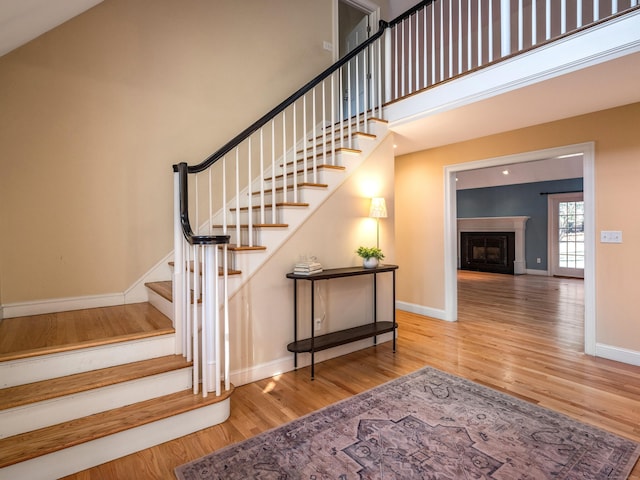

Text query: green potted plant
(356, 246), (384, 268)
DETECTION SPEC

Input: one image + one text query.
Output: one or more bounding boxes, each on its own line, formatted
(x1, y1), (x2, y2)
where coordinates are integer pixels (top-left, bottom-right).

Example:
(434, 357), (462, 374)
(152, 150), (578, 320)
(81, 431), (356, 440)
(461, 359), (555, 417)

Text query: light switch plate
(600, 231), (623, 243)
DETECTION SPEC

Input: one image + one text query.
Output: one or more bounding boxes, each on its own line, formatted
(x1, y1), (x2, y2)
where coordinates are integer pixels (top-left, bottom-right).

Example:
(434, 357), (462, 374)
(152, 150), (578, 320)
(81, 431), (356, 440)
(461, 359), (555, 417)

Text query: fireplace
(457, 216), (530, 274)
(460, 232), (515, 274)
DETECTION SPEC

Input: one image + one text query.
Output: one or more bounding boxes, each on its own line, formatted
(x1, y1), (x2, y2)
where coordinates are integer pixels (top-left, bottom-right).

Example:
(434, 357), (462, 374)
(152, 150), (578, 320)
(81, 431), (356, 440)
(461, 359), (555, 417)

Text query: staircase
(0, 304), (232, 480)
(0, 117), (389, 480)
(162, 118), (390, 311)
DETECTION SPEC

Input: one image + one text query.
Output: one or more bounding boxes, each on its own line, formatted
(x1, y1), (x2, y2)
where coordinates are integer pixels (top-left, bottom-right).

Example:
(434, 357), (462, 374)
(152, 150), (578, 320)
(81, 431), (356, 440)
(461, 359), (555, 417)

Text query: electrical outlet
(315, 318), (322, 331)
(536, 258), (541, 264)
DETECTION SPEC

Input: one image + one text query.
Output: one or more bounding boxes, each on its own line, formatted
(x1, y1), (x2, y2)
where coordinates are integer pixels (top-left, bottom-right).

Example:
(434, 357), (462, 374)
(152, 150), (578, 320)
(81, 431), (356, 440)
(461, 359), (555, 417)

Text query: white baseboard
(1, 253), (174, 319)
(396, 301), (449, 321)
(229, 333), (395, 386)
(526, 269), (549, 276)
(595, 343), (640, 367)
(1, 293), (125, 319)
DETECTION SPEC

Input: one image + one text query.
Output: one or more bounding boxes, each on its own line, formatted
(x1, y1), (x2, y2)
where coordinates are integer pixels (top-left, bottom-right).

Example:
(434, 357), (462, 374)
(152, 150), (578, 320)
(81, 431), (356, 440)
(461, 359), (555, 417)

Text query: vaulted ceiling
(0, 0), (103, 57)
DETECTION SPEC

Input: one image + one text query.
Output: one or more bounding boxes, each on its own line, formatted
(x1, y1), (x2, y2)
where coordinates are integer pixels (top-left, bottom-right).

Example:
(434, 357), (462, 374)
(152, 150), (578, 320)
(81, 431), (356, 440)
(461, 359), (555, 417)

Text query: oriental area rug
(175, 367), (640, 480)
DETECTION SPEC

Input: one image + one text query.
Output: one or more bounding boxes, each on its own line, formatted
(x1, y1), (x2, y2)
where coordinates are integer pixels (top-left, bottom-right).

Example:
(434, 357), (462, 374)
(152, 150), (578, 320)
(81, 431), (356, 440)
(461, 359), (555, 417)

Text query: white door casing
(444, 142), (595, 355)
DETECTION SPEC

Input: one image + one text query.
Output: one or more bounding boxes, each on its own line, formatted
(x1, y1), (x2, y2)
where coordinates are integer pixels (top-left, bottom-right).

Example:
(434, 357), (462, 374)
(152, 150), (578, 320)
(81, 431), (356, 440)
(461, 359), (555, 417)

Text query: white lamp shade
(369, 197), (387, 218)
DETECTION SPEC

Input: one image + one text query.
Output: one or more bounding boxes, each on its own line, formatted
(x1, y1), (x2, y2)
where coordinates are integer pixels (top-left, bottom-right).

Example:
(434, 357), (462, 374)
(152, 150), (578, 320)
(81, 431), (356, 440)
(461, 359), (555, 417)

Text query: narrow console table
(286, 264), (398, 379)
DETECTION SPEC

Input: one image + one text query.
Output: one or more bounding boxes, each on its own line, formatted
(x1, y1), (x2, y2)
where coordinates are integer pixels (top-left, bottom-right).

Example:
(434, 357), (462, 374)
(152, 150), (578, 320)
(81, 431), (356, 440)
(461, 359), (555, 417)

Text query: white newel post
(203, 245), (216, 396)
(500, 0), (511, 58)
(173, 171), (185, 356)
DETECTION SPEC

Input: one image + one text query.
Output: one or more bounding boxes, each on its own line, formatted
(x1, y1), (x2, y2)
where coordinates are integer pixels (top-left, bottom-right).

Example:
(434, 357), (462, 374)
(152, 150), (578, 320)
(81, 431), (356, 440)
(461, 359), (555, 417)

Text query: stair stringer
(212, 121), (390, 303)
(147, 120), (390, 321)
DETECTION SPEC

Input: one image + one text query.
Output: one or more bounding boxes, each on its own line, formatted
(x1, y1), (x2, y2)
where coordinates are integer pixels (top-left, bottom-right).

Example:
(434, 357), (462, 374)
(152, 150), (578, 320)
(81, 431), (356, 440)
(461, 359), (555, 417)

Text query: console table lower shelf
(287, 321), (397, 354)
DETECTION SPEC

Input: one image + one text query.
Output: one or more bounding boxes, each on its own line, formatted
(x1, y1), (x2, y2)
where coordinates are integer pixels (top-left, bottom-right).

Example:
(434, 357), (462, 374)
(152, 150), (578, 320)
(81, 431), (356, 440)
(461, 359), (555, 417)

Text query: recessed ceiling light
(502, 169), (510, 175)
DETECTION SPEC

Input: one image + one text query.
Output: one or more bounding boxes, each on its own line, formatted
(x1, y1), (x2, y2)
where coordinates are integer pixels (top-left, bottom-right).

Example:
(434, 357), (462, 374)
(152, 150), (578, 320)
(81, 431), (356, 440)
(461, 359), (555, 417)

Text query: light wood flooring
(19, 272), (640, 478)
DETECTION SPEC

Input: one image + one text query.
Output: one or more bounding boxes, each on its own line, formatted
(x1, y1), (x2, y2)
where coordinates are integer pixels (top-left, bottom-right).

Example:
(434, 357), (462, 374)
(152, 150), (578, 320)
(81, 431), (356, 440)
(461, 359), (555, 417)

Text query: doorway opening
(444, 143), (595, 354)
(335, 0), (380, 118)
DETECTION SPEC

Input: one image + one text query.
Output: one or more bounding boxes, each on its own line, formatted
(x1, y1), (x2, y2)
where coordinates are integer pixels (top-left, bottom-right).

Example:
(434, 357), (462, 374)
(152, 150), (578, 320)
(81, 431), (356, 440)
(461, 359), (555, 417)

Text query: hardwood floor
(55, 272), (640, 478)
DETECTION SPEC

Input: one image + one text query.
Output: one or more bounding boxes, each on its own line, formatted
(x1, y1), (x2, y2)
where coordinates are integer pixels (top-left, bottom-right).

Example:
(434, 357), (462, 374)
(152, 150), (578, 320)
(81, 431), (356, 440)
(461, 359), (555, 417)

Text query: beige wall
(228, 135), (396, 380)
(395, 102), (640, 352)
(0, 0), (335, 304)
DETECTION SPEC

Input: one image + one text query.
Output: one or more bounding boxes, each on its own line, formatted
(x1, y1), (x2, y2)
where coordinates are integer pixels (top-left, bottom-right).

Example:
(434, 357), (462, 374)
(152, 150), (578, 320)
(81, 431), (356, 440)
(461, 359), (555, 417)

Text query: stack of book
(293, 261), (323, 275)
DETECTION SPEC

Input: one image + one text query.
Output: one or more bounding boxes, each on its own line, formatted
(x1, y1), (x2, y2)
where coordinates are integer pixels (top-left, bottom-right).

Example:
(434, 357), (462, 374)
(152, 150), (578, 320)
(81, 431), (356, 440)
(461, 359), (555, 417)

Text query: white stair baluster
(322, 82), (327, 166)
(259, 130), (265, 225)
(532, 0), (537, 45)
(247, 137), (253, 246)
(488, 0), (494, 62)
(235, 148), (240, 247)
(448, 0), (453, 78)
(468, 0), (472, 70)
(292, 103), (298, 201)
(408, 14), (413, 93)
(312, 87), (318, 182)
(424, 6), (429, 87)
(303, 96), (308, 184)
(192, 245), (200, 394)
(271, 120), (276, 224)
(282, 111), (288, 204)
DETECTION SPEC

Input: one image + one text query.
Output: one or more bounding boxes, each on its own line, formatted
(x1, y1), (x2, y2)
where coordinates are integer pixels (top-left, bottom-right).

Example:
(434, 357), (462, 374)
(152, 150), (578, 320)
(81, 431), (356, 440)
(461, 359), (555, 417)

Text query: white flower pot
(363, 257), (379, 269)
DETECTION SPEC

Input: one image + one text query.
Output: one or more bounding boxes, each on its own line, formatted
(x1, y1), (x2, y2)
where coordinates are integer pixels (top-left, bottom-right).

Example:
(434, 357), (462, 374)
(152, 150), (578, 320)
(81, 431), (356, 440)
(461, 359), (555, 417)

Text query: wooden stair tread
(166, 262), (242, 276)
(250, 183), (328, 195)
(146, 281), (174, 302)
(0, 355), (191, 411)
(327, 116), (388, 130)
(0, 385), (234, 468)
(231, 202), (309, 211)
(211, 223), (289, 228)
(227, 244), (267, 251)
(0, 303), (174, 363)
(294, 146), (362, 157)
(274, 164), (346, 180)
(309, 130), (376, 143)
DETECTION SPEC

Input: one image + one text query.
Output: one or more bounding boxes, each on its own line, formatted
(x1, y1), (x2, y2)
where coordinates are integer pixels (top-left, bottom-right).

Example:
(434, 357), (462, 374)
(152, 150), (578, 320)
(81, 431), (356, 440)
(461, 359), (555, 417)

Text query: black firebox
(460, 232), (516, 274)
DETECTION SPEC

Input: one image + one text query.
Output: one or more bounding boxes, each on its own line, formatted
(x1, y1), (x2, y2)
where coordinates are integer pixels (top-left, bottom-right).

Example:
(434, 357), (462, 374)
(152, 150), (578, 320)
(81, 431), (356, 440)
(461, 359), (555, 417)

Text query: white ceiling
(0, 0), (103, 57)
(391, 51), (640, 157)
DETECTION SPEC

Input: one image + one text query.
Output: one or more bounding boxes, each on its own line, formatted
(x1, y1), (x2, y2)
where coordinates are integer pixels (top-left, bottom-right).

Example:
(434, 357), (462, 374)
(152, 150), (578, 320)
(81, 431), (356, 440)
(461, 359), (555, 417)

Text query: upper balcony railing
(387, 0), (639, 101)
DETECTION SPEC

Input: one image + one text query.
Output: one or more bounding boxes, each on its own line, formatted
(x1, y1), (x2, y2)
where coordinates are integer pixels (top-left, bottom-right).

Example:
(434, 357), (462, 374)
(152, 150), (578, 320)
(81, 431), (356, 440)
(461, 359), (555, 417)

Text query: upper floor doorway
(336, 0), (380, 118)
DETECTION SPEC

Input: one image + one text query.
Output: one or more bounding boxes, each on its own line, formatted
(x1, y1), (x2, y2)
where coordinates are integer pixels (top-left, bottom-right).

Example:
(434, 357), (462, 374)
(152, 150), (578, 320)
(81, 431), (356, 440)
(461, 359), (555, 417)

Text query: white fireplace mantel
(457, 216), (530, 274)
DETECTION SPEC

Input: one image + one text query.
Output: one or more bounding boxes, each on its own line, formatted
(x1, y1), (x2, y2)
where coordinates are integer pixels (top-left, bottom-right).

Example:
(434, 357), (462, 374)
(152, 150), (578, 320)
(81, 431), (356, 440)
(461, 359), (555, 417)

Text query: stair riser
(249, 190), (308, 205)
(280, 152), (358, 174)
(0, 335), (175, 388)
(0, 368), (192, 439)
(0, 398), (230, 480)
